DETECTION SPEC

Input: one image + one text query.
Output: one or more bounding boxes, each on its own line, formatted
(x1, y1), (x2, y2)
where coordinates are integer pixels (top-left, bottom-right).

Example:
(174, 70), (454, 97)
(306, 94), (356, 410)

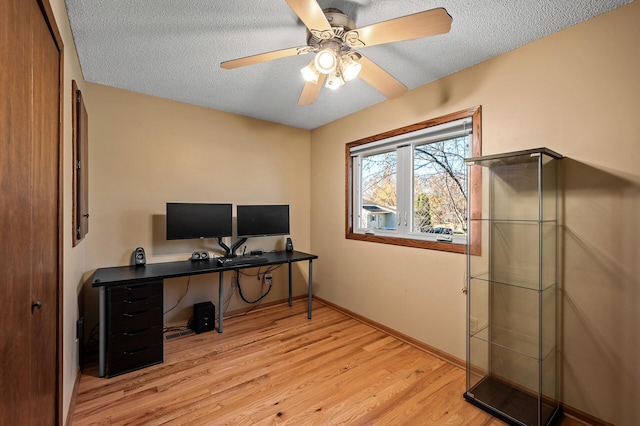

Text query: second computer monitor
(236, 205), (290, 238)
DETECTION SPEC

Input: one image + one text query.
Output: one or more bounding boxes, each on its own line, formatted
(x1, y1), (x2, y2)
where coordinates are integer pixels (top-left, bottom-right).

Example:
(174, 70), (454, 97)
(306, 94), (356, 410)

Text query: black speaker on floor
(193, 301), (215, 334)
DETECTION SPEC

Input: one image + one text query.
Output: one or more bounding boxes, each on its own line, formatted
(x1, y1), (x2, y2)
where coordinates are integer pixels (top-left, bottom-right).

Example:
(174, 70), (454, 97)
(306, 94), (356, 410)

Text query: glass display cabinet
(464, 148), (562, 426)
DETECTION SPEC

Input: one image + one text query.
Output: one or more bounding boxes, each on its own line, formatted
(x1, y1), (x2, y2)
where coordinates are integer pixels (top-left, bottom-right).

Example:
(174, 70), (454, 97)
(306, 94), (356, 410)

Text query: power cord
(164, 277), (191, 315)
(236, 265), (280, 304)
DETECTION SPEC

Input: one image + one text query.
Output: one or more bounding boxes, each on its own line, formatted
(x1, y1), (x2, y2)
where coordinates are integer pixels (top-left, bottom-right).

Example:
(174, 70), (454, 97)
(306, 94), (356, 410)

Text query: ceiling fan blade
(285, 0), (334, 37)
(352, 8), (452, 48)
(298, 73), (326, 105)
(357, 55), (407, 100)
(221, 47), (306, 70)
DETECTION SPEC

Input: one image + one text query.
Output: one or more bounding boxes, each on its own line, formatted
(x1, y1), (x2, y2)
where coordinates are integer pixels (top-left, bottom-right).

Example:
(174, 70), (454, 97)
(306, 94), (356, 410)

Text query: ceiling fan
(220, 0), (452, 105)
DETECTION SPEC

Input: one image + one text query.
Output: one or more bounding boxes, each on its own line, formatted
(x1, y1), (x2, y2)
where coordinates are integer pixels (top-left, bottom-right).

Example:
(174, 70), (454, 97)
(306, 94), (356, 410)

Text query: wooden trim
(37, 0), (63, 51)
(64, 368), (81, 426)
(346, 232), (466, 254)
(467, 106), (482, 256)
(561, 404), (615, 426)
(345, 106), (482, 255)
(314, 296), (465, 369)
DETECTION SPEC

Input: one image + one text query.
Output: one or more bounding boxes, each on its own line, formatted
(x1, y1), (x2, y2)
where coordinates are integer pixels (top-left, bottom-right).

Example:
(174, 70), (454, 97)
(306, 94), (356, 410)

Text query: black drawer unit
(106, 281), (163, 377)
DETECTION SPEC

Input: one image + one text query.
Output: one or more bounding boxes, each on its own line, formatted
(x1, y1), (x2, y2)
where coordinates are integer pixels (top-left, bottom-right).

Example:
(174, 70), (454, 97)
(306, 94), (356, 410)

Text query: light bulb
(300, 63), (319, 84)
(341, 56), (362, 82)
(325, 72), (345, 90)
(314, 49), (337, 74)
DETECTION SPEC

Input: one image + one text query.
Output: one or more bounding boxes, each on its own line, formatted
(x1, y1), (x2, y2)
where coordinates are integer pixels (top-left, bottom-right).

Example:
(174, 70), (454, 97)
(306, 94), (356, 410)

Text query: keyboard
(217, 255), (269, 267)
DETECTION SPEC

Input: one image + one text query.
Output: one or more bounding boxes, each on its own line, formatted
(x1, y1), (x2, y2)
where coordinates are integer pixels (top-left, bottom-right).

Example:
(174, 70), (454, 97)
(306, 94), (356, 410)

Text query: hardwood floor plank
(72, 300), (575, 425)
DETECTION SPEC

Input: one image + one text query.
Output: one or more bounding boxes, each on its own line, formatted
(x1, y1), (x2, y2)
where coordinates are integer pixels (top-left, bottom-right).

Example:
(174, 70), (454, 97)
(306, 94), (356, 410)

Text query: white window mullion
(352, 154), (362, 231)
(396, 145), (411, 235)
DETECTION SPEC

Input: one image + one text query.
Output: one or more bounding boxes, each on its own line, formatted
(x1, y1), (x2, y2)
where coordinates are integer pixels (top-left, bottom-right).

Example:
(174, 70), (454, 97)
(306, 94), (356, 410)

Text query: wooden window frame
(345, 106), (482, 255)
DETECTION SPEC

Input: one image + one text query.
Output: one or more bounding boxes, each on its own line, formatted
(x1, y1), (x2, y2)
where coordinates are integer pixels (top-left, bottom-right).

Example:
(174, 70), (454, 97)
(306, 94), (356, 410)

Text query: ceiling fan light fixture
(300, 62), (319, 84)
(341, 55), (362, 82)
(326, 71), (345, 90)
(314, 48), (338, 74)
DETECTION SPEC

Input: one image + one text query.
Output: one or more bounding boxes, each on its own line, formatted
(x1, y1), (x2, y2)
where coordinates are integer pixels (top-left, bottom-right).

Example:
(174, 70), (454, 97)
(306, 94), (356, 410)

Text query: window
(346, 106), (481, 254)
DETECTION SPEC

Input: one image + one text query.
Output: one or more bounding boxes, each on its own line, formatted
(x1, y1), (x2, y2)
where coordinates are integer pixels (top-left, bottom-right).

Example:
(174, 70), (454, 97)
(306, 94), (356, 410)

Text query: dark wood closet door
(0, 0), (61, 424)
(0, 0), (36, 423)
(30, 0), (61, 422)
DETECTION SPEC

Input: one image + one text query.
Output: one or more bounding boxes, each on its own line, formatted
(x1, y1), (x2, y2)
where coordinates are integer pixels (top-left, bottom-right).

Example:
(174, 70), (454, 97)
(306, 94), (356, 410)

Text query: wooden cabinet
(107, 282), (163, 377)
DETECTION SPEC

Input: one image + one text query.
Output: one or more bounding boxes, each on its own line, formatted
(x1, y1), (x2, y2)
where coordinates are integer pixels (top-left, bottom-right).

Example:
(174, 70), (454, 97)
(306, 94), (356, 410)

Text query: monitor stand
(217, 237), (247, 258)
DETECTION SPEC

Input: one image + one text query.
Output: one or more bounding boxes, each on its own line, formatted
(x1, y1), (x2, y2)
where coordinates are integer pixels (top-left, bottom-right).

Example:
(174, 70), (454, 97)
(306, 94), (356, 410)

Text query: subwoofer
(193, 301), (215, 334)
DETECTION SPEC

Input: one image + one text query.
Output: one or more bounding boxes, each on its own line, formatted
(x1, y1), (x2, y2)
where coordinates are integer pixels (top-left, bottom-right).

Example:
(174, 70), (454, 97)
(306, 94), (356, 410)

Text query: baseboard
(313, 296), (610, 426)
(313, 296), (465, 369)
(561, 404), (614, 426)
(65, 366), (81, 426)
(225, 295), (306, 318)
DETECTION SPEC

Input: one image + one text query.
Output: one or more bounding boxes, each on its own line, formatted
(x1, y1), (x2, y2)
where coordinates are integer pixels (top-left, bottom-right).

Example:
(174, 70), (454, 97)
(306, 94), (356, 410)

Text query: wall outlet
(265, 273), (272, 286)
(469, 317), (479, 333)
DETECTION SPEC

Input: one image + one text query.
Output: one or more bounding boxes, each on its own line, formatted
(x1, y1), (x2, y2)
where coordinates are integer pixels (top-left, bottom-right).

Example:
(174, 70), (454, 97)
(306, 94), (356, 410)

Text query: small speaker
(285, 237), (294, 252)
(191, 251), (210, 261)
(193, 301), (215, 334)
(133, 247), (146, 266)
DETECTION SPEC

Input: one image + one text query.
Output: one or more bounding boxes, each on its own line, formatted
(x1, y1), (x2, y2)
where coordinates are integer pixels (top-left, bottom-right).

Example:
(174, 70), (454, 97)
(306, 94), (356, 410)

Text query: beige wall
(82, 83), (311, 327)
(48, 0), (88, 422)
(53, 0), (639, 424)
(310, 2), (639, 425)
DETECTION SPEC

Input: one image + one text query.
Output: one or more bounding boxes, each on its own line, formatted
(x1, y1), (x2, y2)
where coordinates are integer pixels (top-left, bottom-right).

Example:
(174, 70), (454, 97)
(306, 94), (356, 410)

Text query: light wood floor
(72, 300), (580, 425)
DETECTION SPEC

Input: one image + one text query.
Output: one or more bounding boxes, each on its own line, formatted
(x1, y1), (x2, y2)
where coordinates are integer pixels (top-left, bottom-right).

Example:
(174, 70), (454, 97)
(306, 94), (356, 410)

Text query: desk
(92, 250), (317, 377)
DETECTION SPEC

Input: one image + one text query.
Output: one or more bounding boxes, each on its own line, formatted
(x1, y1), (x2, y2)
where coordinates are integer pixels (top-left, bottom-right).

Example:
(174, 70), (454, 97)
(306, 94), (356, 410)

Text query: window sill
(346, 231), (466, 254)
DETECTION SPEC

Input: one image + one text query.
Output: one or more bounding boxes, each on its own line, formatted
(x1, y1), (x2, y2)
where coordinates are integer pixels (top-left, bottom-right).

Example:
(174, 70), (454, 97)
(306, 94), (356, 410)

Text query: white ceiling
(65, 0), (632, 130)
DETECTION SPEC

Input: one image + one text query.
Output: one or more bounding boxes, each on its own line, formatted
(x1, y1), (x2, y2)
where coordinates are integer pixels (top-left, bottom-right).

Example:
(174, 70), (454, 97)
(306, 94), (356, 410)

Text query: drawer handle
(123, 347), (147, 356)
(123, 328), (150, 336)
(123, 310), (149, 317)
(123, 284), (148, 291)
(123, 297), (149, 304)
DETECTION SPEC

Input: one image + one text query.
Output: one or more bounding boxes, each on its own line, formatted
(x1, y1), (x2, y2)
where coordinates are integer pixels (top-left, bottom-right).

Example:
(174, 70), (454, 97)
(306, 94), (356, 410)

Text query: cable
(237, 267), (274, 304)
(238, 263), (282, 279)
(164, 277), (190, 315)
(220, 274), (238, 317)
(218, 264), (282, 323)
(85, 323), (99, 354)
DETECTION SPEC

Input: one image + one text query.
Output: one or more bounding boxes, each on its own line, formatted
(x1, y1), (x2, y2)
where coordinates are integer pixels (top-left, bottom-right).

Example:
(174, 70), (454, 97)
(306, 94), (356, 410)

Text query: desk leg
(99, 286), (106, 377)
(218, 271), (224, 333)
(308, 259), (313, 319)
(288, 262), (293, 307)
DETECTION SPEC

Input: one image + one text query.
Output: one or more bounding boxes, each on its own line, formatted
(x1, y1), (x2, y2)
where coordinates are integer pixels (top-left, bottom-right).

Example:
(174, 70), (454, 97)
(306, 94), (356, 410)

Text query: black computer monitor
(166, 203), (232, 240)
(236, 205), (290, 238)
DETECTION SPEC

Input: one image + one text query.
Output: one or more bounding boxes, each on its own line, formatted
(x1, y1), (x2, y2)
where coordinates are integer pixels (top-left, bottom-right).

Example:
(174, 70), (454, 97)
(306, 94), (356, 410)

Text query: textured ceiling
(65, 0), (632, 130)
